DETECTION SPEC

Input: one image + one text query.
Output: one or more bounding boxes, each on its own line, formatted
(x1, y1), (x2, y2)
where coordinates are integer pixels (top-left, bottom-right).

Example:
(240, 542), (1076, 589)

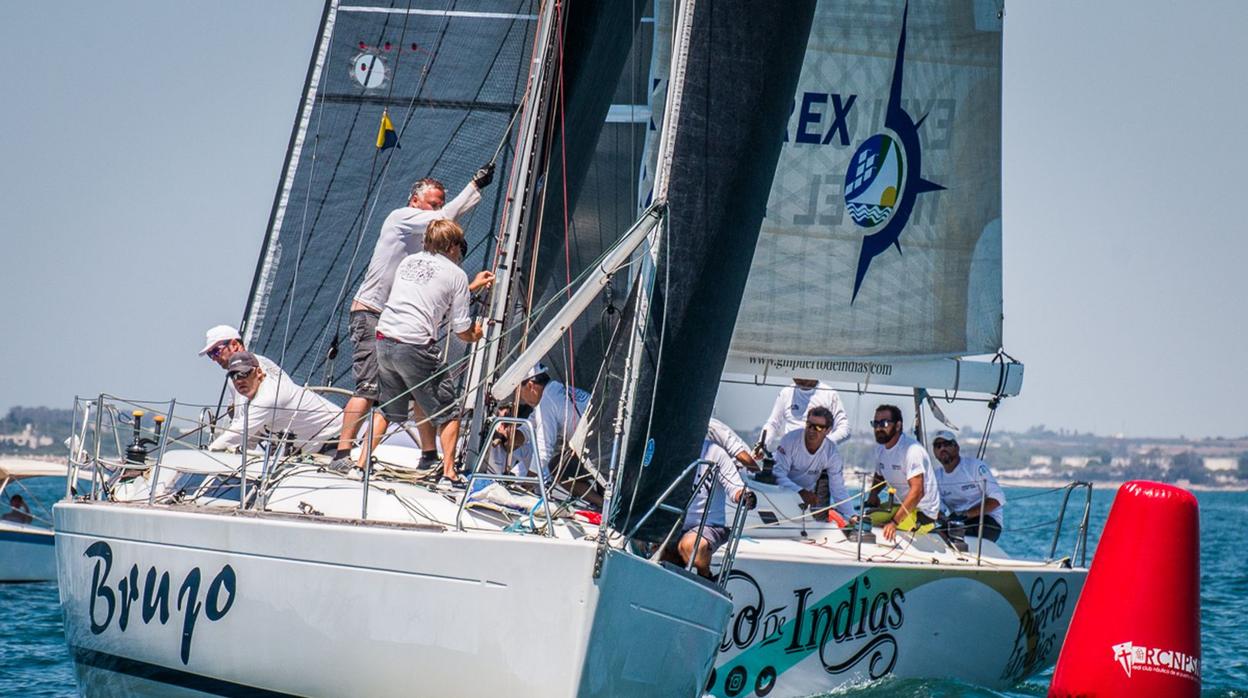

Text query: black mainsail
(242, 0), (538, 389)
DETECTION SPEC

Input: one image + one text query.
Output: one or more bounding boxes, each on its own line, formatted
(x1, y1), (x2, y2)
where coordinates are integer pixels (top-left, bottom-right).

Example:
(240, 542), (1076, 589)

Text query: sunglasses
(933, 440), (955, 448)
(869, 419), (897, 428)
(207, 343), (229, 360)
(805, 422), (829, 432)
(229, 369), (254, 381)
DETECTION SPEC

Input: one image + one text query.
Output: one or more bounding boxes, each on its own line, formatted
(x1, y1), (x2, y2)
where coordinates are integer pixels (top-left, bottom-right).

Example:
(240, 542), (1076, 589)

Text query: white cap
(199, 325), (241, 355)
(526, 362), (550, 379)
(932, 429), (958, 443)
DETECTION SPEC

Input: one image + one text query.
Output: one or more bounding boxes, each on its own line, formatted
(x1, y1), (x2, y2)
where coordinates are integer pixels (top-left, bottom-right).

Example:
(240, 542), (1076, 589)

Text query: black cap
(226, 351), (260, 377)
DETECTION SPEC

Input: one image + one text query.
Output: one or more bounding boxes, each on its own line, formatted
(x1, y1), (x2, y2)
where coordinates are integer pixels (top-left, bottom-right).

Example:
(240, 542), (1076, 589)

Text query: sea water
(2, 479), (1243, 697)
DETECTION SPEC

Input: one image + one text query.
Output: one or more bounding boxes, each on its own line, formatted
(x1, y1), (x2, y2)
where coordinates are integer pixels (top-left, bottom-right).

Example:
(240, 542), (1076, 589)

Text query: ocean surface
(2, 478), (1244, 697)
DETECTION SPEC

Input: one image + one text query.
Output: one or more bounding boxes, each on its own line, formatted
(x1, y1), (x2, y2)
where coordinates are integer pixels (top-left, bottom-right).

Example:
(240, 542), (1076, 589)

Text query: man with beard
(931, 430), (1006, 542)
(865, 405), (941, 542)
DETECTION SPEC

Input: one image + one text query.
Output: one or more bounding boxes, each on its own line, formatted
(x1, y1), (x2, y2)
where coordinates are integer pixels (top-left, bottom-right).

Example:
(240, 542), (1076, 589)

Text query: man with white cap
(760, 378), (849, 452)
(198, 325), (293, 417)
(339, 165), (495, 470)
(931, 430), (1006, 542)
(208, 352), (344, 455)
(502, 362), (595, 502)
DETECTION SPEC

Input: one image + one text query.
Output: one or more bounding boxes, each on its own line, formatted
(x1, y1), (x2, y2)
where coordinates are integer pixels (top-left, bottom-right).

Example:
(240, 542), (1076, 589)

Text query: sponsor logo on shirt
(397, 257), (438, 285)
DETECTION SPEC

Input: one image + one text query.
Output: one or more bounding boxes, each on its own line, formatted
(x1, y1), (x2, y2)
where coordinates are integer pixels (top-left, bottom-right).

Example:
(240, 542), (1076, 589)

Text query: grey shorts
(679, 524), (731, 553)
(375, 336), (461, 426)
(348, 310), (380, 400)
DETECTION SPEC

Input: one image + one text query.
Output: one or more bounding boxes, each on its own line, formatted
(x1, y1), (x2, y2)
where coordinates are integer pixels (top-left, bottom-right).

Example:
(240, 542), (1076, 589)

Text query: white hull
(55, 501), (730, 697)
(0, 521), (56, 581)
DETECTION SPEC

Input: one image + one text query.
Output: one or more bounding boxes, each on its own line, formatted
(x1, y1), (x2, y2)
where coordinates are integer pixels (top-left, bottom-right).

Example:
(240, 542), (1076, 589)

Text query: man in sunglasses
(931, 430), (1005, 542)
(208, 352), (344, 455)
(198, 325), (293, 417)
(759, 378), (849, 453)
(368, 220), (494, 484)
(339, 164), (495, 471)
(772, 407), (855, 523)
(865, 405), (941, 542)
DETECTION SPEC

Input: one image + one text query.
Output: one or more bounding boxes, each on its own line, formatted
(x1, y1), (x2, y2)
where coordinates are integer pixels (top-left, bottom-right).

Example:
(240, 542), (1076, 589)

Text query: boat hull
(708, 543), (1086, 697)
(55, 501), (729, 697)
(0, 522), (56, 581)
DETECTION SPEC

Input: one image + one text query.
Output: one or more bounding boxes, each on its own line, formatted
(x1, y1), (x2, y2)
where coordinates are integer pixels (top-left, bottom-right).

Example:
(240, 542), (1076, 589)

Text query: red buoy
(1049, 481), (1201, 697)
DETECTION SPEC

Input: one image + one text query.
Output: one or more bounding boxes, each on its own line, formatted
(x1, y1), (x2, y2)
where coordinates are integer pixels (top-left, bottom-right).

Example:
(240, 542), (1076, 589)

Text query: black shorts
(349, 310), (381, 400)
(375, 337), (461, 427)
(954, 516), (1002, 542)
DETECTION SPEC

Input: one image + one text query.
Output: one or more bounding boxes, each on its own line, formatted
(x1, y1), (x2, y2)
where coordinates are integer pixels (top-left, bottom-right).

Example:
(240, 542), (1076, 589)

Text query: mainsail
(721, 1), (1018, 394)
(242, 0), (538, 389)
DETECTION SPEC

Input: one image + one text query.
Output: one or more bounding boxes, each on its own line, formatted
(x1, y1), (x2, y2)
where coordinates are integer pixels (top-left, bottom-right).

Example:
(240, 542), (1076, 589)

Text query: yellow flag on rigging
(376, 109), (399, 150)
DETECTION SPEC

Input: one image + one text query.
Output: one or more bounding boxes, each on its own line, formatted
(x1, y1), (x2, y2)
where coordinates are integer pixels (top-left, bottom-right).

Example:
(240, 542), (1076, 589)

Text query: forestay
(723, 1), (1012, 392)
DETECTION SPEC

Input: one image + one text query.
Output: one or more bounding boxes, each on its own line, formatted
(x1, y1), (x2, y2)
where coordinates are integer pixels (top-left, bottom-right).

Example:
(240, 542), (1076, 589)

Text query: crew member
(931, 430), (1006, 542)
(198, 325), (293, 415)
(513, 363), (597, 504)
(865, 405), (941, 542)
(208, 352), (344, 455)
(2, 495), (32, 524)
(339, 165), (495, 471)
(707, 417), (758, 471)
(371, 219), (494, 484)
(760, 378), (849, 452)
(771, 406), (855, 523)
(667, 440), (753, 578)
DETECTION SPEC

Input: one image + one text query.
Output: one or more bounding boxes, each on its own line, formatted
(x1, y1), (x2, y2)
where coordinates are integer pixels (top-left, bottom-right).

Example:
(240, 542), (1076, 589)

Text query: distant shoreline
(998, 478), (1247, 493)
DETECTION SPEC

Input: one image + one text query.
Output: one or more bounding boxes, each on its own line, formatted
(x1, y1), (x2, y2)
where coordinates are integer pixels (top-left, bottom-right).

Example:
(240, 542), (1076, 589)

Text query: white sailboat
(686, 2), (1091, 695)
(0, 458), (70, 581)
(55, 0), (814, 696)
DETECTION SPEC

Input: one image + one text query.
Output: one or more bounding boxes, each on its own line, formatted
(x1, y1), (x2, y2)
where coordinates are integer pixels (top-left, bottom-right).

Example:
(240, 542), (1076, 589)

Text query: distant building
(1029, 455), (1053, 467)
(0, 424), (53, 450)
(1202, 457), (1237, 472)
(1060, 456), (1093, 469)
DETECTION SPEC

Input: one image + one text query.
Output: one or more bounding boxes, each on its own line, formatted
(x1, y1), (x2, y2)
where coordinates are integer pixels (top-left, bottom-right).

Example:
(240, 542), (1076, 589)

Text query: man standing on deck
(337, 165), (495, 471)
(759, 378), (849, 452)
(931, 430), (1006, 542)
(370, 220), (494, 484)
(865, 405), (941, 542)
(772, 407), (856, 524)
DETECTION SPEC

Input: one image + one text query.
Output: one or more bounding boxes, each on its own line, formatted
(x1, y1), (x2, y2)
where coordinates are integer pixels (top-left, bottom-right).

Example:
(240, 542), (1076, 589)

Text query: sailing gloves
(473, 163), (495, 188)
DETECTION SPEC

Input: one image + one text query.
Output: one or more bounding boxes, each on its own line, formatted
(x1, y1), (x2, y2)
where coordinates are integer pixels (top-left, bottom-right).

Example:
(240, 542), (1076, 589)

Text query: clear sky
(0, 1), (1244, 439)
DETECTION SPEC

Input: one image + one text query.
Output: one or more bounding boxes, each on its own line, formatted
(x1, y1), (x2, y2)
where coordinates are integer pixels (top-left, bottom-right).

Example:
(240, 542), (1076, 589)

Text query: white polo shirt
(209, 372), (343, 454)
(761, 382), (849, 451)
(935, 455), (1006, 525)
(772, 429), (854, 520)
(683, 441), (747, 530)
(376, 251), (471, 344)
(872, 433), (941, 520)
(529, 380), (590, 478)
(352, 183), (481, 312)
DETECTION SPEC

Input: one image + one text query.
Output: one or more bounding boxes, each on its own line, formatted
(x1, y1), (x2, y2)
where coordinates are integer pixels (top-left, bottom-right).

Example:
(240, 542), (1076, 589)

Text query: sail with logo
(720, 1), (1021, 395)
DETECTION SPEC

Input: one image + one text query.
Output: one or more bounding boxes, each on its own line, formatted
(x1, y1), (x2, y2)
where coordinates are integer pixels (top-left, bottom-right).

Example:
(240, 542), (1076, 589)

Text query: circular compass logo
(350, 52), (388, 89)
(845, 133), (905, 228)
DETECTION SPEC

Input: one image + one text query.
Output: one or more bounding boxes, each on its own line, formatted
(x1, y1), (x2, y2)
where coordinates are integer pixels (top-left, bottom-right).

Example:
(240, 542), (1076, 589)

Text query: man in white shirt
(931, 430), (1006, 542)
(339, 165), (494, 470)
(372, 219), (493, 483)
(772, 407), (855, 523)
(866, 405), (942, 542)
(668, 440), (753, 578)
(707, 417), (758, 471)
(760, 378), (849, 452)
(198, 324), (294, 420)
(514, 363), (597, 504)
(208, 352), (343, 455)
